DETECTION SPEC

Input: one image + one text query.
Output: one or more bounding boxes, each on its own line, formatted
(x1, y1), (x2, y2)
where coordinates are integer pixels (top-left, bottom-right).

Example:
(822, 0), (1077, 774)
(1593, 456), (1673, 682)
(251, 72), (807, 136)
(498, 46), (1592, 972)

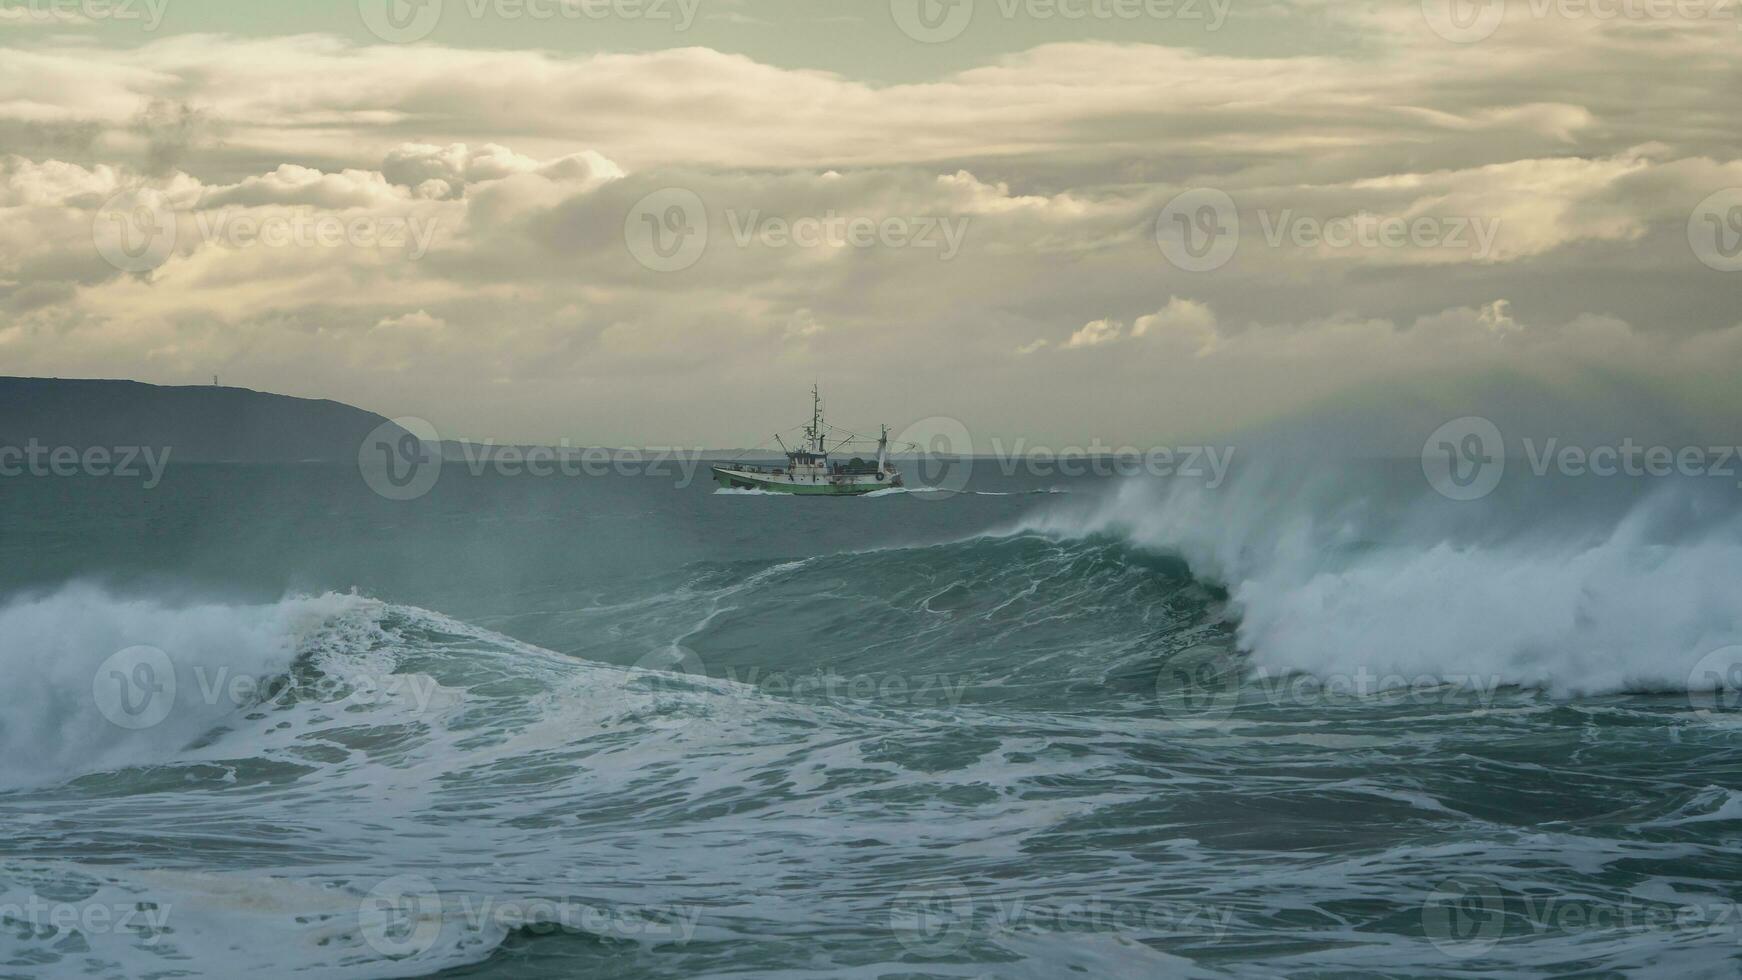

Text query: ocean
(4, 456), (1741, 978)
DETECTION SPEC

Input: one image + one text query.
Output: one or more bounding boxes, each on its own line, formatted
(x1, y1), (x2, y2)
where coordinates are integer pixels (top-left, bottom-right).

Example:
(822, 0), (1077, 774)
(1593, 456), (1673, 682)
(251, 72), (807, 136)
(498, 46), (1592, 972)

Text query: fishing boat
(711, 386), (902, 495)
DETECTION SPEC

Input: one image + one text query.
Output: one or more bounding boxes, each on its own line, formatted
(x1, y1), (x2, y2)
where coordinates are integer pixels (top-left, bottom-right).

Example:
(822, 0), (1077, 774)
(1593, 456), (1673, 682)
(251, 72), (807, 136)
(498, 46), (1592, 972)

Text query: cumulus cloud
(1064, 318), (1122, 348)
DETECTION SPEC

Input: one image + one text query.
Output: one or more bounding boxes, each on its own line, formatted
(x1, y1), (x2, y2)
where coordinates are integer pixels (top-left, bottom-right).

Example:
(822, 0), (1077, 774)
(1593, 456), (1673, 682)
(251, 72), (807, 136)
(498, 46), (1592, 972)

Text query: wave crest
(0, 585), (387, 791)
(1016, 463), (1742, 695)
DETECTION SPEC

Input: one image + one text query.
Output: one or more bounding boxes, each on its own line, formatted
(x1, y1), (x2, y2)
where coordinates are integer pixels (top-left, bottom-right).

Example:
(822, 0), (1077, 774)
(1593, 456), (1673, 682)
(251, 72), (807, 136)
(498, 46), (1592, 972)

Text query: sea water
(2, 458), (1740, 977)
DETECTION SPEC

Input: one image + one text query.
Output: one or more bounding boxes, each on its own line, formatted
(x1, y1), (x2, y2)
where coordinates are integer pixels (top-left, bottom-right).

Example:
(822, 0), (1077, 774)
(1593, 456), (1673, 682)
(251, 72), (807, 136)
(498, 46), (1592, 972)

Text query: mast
(810, 383), (823, 454)
(876, 424), (889, 475)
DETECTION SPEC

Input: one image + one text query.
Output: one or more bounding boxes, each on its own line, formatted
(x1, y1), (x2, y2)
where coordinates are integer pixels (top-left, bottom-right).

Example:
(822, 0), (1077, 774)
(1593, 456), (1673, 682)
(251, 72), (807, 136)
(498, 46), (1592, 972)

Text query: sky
(1, 0), (1740, 449)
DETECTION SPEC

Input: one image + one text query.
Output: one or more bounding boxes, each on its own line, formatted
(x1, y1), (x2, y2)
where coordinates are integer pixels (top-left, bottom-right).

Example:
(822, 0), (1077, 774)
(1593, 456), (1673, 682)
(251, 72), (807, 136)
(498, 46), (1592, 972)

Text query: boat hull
(711, 465), (897, 495)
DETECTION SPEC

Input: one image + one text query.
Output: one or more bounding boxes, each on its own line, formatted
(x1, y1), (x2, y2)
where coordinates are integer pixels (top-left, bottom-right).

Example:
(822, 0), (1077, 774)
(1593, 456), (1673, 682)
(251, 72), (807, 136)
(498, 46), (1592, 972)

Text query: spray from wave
(1014, 460), (1742, 695)
(0, 586), (394, 791)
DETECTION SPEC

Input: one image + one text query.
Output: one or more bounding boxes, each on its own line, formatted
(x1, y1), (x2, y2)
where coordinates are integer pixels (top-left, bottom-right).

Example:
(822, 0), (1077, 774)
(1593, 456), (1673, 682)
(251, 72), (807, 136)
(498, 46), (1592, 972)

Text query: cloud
(375, 310), (445, 332)
(1055, 299), (1216, 353)
(133, 99), (213, 178)
(0, 13), (1740, 445)
(201, 165), (401, 209)
(1065, 318), (1122, 348)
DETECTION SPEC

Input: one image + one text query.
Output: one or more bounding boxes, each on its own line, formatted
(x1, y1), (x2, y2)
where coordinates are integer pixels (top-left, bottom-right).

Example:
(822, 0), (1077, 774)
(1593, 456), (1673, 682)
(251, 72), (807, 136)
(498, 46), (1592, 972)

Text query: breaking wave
(1012, 460), (1742, 695)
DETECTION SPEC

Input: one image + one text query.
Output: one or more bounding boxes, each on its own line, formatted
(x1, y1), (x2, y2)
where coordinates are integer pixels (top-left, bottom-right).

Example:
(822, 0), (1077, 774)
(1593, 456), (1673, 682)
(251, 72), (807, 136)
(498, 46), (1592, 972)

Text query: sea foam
(1016, 463), (1742, 696)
